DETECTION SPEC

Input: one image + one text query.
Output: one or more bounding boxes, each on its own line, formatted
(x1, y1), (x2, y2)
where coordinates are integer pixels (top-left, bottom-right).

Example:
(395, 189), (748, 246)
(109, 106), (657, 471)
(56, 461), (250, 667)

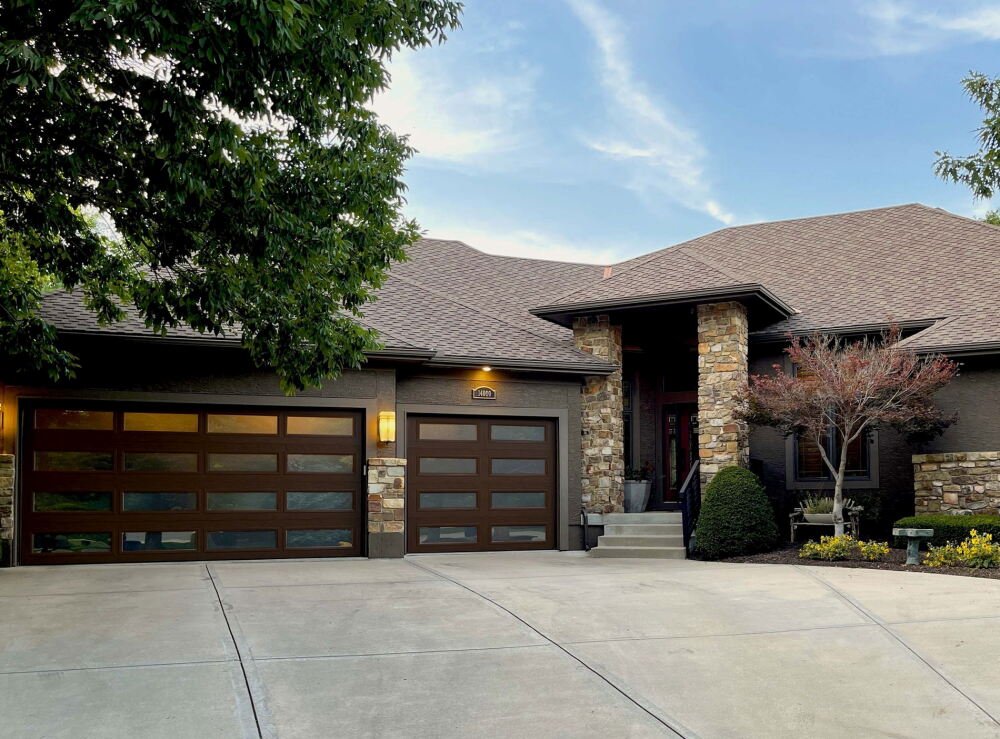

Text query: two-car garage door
(19, 403), (365, 564)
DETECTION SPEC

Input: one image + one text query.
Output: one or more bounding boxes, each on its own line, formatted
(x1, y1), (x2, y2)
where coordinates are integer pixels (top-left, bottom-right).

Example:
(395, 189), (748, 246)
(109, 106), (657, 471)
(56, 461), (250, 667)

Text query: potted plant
(801, 495), (855, 524)
(624, 462), (654, 513)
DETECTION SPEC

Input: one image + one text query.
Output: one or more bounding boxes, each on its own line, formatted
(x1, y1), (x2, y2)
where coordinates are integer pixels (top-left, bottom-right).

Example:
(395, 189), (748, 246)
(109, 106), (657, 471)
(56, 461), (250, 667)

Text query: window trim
(785, 429), (879, 490)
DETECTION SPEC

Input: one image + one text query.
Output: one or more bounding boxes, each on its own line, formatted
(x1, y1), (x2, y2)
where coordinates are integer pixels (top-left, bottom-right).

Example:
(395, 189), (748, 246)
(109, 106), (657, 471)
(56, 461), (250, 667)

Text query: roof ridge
(416, 238), (604, 269)
(385, 272), (601, 361)
(907, 204), (1000, 235)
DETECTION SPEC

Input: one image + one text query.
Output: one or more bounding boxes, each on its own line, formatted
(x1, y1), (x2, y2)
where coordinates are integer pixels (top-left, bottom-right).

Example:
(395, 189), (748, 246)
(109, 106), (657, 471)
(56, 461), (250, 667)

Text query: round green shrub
(694, 466), (780, 560)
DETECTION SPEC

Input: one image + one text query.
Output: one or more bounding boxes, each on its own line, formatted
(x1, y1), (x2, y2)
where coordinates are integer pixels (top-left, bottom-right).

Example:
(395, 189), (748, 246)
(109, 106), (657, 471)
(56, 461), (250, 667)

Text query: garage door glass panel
(34, 491), (112, 512)
(286, 416), (353, 436)
(418, 423), (477, 441)
(123, 492), (198, 512)
(419, 458), (477, 475)
(491, 525), (546, 543)
(419, 526), (477, 544)
(206, 530), (277, 550)
(206, 492), (277, 511)
(287, 454), (352, 473)
(490, 425), (545, 442)
(286, 529), (352, 548)
(207, 414), (278, 435)
(491, 459), (545, 475)
(491, 492), (546, 509)
(125, 452), (198, 472)
(123, 531), (197, 551)
(123, 412), (198, 432)
(419, 492), (477, 509)
(34, 409), (113, 431)
(286, 492), (352, 511)
(34, 451), (113, 471)
(32, 532), (111, 553)
(207, 453), (277, 472)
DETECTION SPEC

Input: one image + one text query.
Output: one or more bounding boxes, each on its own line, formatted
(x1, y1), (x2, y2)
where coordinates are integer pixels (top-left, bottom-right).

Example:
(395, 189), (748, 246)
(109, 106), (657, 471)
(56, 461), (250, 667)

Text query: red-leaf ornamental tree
(738, 327), (959, 536)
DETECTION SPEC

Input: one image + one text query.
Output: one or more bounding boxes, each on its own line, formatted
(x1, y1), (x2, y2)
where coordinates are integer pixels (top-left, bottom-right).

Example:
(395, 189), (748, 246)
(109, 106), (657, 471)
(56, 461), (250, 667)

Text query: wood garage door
(19, 403), (365, 565)
(407, 415), (556, 553)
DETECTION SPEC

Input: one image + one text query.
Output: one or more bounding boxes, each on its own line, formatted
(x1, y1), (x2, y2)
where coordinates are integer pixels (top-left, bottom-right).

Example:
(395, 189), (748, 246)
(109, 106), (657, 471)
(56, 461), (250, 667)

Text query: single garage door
(19, 403), (365, 564)
(407, 415), (556, 553)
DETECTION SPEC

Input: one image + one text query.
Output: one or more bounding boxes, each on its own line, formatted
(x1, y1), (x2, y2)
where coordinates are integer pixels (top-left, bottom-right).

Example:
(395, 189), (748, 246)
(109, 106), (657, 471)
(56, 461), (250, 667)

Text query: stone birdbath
(892, 527), (934, 565)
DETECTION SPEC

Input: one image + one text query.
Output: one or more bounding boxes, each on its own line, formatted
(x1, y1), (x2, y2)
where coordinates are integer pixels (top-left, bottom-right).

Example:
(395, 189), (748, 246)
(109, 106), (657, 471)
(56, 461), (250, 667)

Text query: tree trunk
(833, 443), (849, 537)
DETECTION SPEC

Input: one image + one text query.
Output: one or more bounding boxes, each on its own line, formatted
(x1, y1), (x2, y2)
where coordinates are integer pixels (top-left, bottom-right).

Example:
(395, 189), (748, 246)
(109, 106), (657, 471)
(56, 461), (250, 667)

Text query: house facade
(2, 204), (999, 565)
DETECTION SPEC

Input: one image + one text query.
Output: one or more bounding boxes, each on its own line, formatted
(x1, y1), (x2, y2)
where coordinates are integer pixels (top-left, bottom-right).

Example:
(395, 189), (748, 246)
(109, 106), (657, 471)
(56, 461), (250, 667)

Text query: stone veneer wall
(573, 315), (624, 513)
(0, 455), (12, 559)
(697, 302), (749, 489)
(912, 451), (1000, 514)
(367, 457), (405, 557)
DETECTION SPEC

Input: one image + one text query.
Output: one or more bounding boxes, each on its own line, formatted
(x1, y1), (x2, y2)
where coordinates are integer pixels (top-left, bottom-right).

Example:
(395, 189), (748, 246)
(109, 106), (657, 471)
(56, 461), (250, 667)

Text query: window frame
(782, 358), (880, 490)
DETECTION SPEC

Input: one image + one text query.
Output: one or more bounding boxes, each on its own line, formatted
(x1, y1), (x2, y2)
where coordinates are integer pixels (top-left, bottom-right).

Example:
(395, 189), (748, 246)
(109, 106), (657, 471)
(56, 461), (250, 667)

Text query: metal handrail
(678, 460), (701, 553)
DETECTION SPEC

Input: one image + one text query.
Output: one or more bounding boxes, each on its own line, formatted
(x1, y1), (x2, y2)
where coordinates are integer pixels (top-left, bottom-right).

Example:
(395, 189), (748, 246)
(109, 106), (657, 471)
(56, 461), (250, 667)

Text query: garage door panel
(407, 415), (556, 553)
(20, 403), (364, 565)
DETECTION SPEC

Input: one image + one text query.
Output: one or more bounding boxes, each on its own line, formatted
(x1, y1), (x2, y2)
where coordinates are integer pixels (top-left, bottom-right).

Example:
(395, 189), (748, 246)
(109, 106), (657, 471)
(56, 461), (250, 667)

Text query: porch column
(697, 302), (749, 489)
(573, 315), (625, 513)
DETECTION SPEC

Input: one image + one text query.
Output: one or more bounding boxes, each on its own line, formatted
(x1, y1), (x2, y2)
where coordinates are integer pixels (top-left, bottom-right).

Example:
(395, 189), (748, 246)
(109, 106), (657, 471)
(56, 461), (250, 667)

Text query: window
(789, 364), (876, 486)
(794, 429), (872, 482)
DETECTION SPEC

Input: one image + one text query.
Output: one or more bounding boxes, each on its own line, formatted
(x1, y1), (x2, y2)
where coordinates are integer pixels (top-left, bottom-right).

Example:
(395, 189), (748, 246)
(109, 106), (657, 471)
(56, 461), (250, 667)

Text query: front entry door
(661, 404), (698, 503)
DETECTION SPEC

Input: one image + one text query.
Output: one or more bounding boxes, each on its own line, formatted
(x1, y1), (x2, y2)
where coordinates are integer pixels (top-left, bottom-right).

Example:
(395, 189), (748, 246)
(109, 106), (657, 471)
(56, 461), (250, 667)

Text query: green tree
(0, 1), (461, 390)
(981, 210), (1000, 225)
(935, 72), (1000, 200)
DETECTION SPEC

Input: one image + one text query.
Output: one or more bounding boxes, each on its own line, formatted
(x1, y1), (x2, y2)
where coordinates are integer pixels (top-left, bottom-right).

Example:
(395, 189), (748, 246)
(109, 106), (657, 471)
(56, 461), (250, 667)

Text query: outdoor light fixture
(377, 411), (396, 443)
(481, 365), (492, 372)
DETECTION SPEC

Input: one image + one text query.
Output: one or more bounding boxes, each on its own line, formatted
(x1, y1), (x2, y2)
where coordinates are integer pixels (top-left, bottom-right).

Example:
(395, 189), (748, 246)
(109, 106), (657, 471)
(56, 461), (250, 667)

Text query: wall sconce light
(377, 411), (396, 443)
(481, 365), (492, 372)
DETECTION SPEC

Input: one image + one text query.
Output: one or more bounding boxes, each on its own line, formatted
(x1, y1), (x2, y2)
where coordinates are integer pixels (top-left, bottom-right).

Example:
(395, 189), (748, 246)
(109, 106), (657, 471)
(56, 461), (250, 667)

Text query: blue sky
(373, 0), (1000, 263)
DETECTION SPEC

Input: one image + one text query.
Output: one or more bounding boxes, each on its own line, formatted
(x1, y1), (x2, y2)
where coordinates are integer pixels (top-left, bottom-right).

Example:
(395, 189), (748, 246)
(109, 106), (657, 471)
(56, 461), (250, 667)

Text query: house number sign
(472, 386), (497, 400)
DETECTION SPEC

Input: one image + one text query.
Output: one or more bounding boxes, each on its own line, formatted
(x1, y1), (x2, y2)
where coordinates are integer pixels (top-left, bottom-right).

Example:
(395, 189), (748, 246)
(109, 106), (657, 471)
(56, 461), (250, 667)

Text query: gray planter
(803, 512), (835, 524)
(624, 480), (652, 513)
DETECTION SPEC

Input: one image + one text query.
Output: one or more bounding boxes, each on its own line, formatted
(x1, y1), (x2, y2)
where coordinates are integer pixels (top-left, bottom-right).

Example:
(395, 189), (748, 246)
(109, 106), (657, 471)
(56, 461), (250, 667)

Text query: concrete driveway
(2, 553), (1000, 738)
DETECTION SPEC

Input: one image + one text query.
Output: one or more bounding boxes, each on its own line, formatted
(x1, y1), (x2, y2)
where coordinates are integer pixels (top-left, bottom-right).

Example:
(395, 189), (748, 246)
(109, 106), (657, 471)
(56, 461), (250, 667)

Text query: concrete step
(602, 512), (682, 525)
(604, 523), (682, 537)
(598, 534), (684, 548)
(589, 545), (687, 559)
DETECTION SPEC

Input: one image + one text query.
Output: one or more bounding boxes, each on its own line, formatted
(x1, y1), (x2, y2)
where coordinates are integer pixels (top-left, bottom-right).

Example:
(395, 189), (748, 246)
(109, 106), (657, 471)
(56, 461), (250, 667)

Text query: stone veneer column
(367, 457), (405, 558)
(573, 315), (625, 513)
(697, 302), (749, 489)
(0, 455), (12, 564)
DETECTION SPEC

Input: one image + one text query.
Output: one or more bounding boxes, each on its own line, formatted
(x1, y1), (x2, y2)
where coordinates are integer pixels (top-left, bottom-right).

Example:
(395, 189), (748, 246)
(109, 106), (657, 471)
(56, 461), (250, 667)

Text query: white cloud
(860, 1), (1000, 55)
(372, 46), (537, 165)
(566, 0), (735, 225)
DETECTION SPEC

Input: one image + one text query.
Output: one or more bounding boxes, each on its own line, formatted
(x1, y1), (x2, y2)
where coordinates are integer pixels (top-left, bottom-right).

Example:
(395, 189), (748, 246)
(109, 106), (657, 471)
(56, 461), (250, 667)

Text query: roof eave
(425, 354), (616, 376)
(529, 284), (795, 327)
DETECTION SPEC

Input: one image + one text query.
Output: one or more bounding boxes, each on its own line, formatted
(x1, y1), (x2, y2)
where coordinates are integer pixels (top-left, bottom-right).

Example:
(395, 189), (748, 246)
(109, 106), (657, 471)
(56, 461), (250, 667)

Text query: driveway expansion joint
(206, 563), (276, 739)
(405, 557), (695, 739)
(795, 565), (1000, 729)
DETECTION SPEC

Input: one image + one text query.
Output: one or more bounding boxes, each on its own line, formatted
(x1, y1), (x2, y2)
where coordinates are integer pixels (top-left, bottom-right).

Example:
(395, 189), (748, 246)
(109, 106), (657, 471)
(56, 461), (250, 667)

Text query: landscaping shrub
(893, 515), (1000, 547)
(924, 530), (1000, 569)
(694, 466), (779, 559)
(799, 535), (890, 562)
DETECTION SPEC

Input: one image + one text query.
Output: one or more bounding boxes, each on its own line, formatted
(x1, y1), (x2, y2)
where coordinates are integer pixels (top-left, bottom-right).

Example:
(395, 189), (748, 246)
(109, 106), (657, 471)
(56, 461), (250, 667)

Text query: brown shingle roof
(536, 203), (1000, 354)
(36, 204), (1000, 366)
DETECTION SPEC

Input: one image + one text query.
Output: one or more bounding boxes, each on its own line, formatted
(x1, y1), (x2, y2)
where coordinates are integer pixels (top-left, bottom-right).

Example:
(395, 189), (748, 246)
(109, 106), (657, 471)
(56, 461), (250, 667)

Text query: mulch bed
(721, 545), (1000, 580)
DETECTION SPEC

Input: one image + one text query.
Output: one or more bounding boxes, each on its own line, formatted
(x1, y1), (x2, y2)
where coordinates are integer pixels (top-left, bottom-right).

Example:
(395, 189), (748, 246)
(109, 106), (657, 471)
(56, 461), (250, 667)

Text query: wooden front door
(661, 404), (698, 503)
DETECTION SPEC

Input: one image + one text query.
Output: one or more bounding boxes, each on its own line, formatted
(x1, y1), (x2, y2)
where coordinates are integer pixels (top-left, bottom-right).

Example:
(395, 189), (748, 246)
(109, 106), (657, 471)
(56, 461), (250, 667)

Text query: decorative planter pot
(624, 481), (652, 513)
(803, 512), (835, 524)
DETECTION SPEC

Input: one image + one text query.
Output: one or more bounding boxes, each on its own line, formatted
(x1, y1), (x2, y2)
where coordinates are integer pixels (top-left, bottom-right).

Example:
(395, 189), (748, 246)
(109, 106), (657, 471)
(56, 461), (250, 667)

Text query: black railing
(678, 460), (701, 553)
